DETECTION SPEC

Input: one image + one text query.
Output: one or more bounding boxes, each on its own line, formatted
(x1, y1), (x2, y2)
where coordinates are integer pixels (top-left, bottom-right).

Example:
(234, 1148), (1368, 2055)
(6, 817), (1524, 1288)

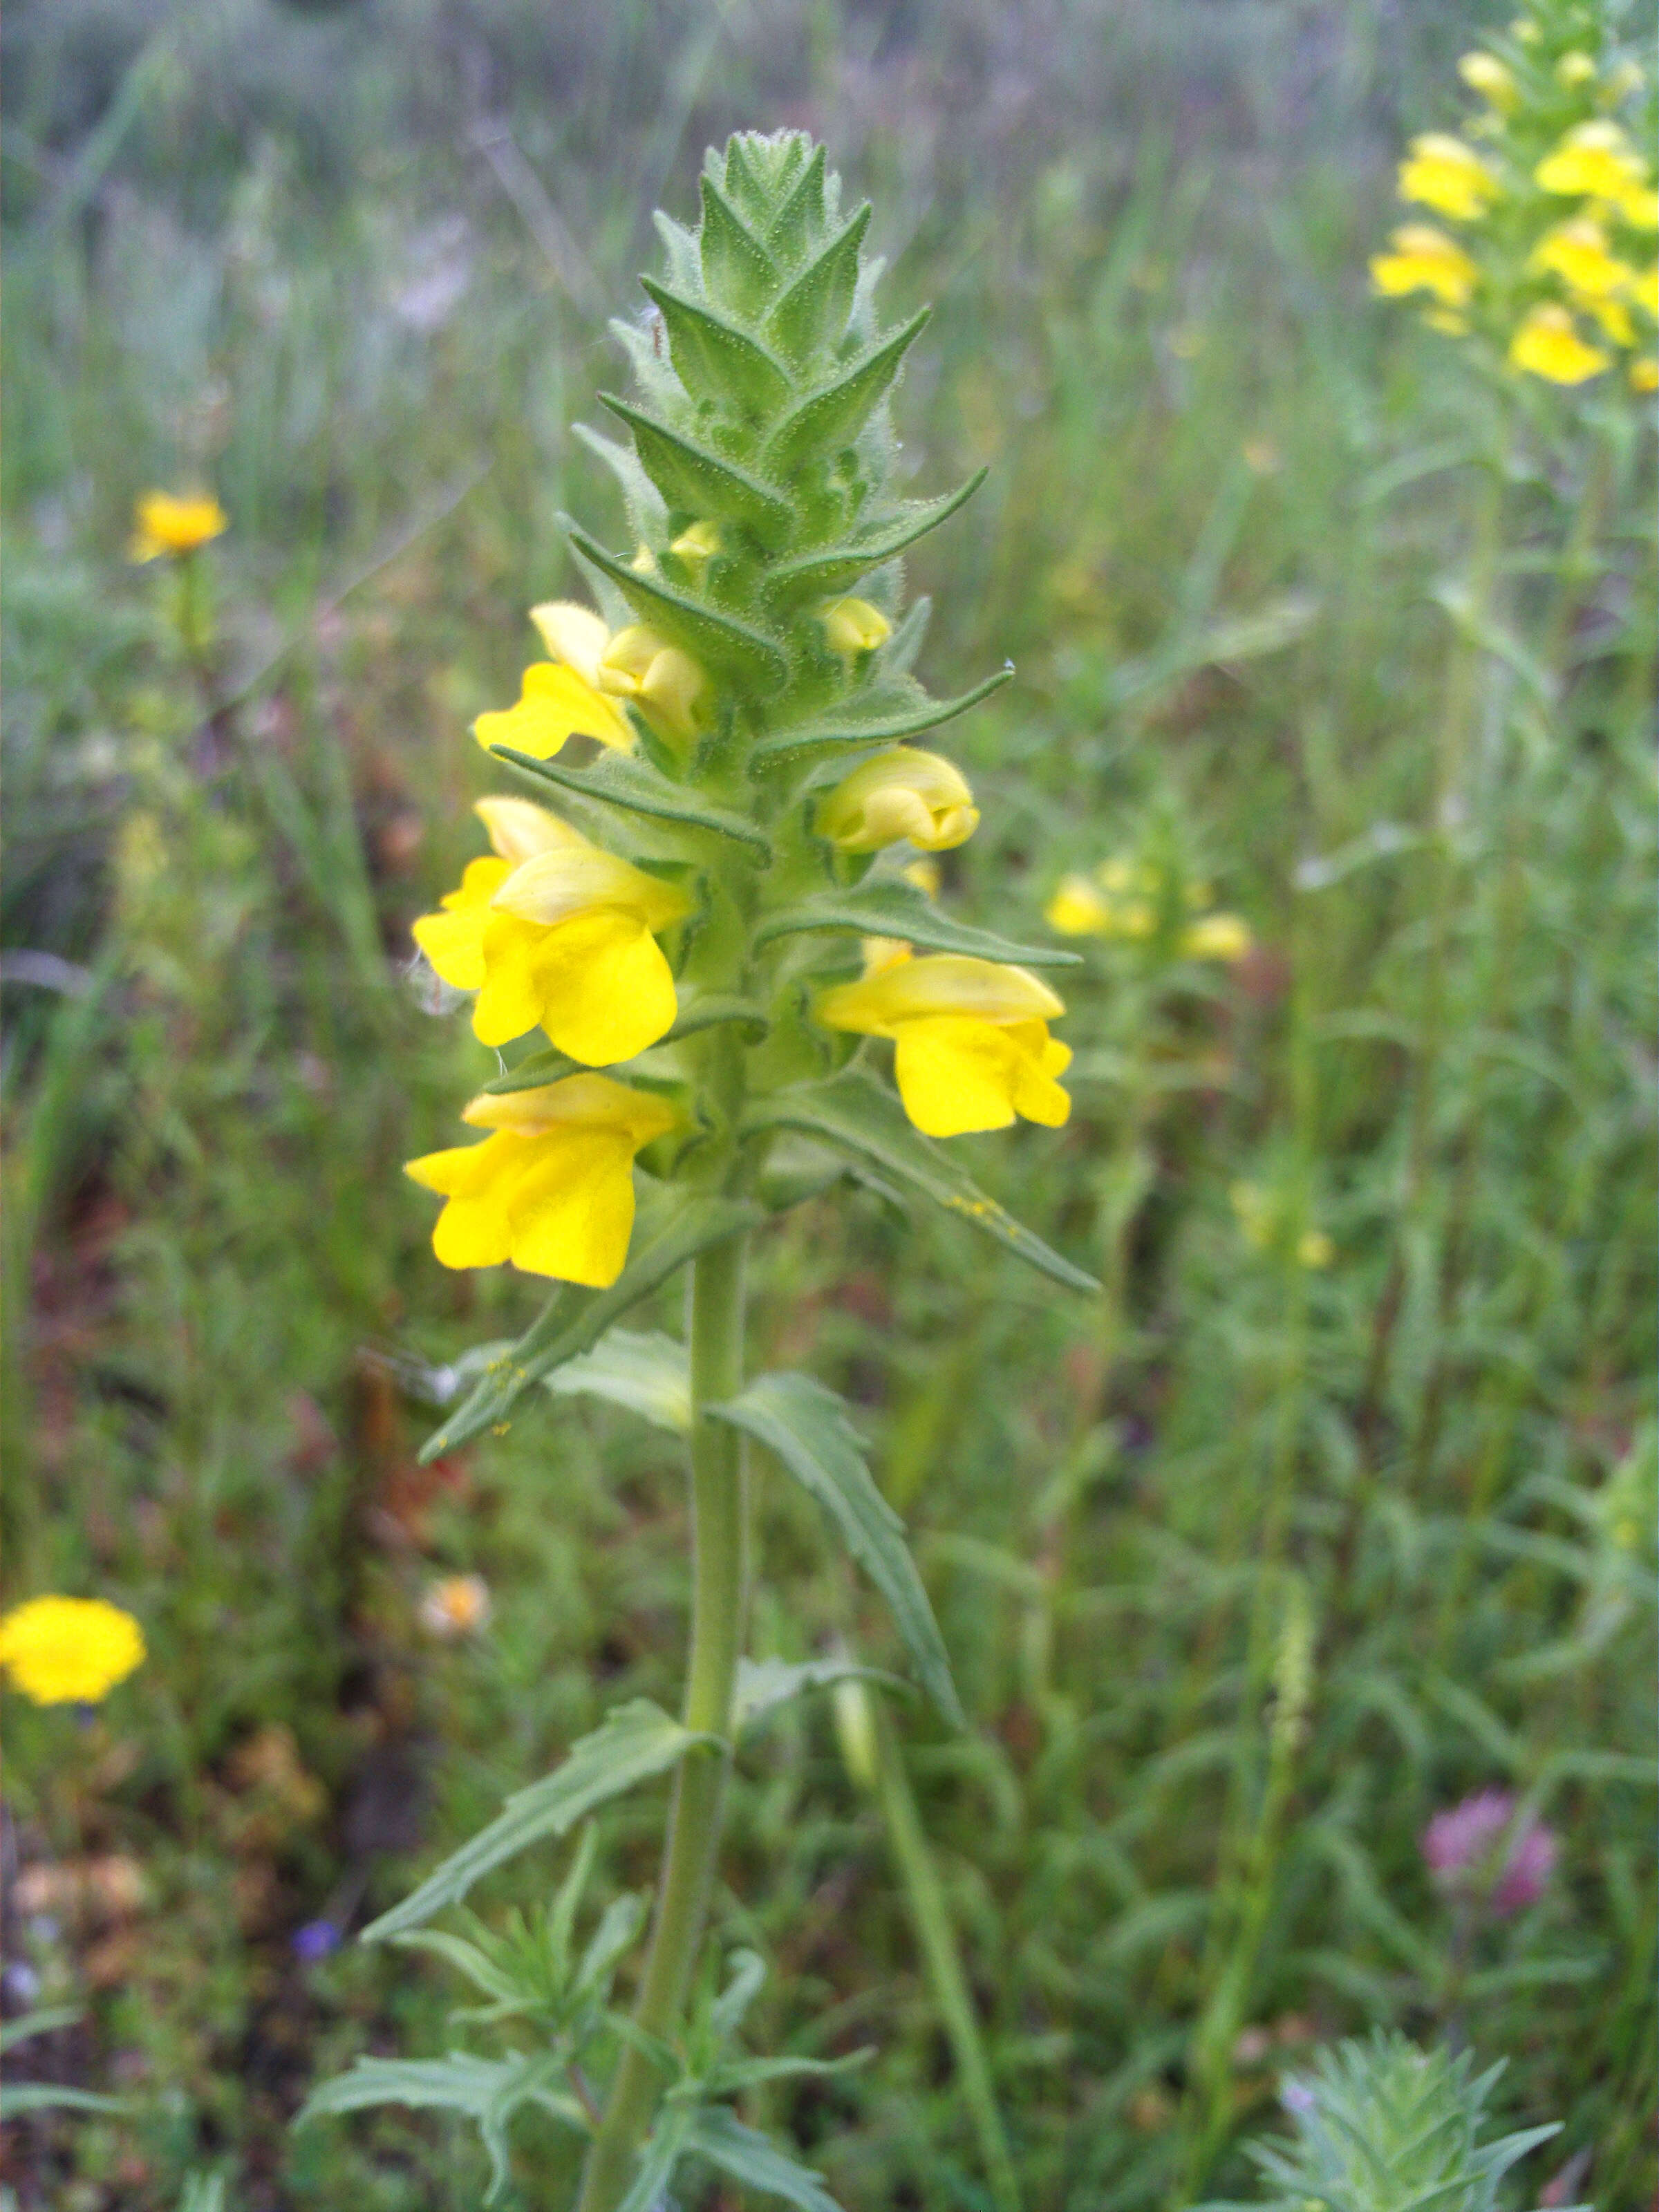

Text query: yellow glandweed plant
(301, 131), (1094, 2207)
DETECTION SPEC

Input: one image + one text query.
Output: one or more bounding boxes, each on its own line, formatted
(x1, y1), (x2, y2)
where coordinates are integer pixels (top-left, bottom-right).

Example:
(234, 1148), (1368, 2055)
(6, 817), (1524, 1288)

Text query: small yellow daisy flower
(0, 1596), (146, 1705)
(129, 491), (227, 563)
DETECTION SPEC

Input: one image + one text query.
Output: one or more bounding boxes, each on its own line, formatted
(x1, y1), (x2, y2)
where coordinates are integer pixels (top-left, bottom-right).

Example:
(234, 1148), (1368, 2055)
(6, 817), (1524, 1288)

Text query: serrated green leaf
(754, 880), (1080, 969)
(750, 666), (1013, 765)
(489, 740), (772, 858)
(297, 2051), (583, 2203)
(706, 1373), (962, 1726)
(733, 1654), (901, 1731)
(639, 278), (794, 416)
(764, 309), (930, 478)
(760, 472), (986, 607)
(546, 1328), (691, 1434)
(599, 396), (794, 538)
(419, 1192), (762, 1458)
(766, 202), (870, 362)
(698, 174), (779, 314)
(565, 523), (791, 690)
(364, 1701), (704, 1940)
(688, 2108), (847, 2212)
(742, 1072), (1099, 1293)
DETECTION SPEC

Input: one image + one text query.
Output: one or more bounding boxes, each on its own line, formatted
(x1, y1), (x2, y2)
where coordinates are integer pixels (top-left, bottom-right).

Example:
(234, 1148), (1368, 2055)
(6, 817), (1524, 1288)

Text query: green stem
(577, 1234), (749, 2212)
(872, 1707), (1022, 2212)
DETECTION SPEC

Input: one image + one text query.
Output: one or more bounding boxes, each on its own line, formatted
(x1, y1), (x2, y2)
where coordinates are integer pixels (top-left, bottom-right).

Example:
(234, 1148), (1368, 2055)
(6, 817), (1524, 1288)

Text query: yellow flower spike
(821, 597), (892, 655)
(1529, 216), (1631, 299)
(599, 625), (706, 749)
(1457, 52), (1517, 111)
(817, 953), (1072, 1138)
(1045, 873), (1114, 935)
(0, 1596), (145, 1705)
(1181, 911), (1254, 962)
(1398, 133), (1501, 222)
(129, 490), (227, 563)
(818, 748), (980, 853)
(406, 1075), (677, 1286)
(1535, 120), (1647, 200)
(1508, 302), (1611, 382)
(413, 819), (689, 1062)
(1369, 225), (1479, 306)
(668, 520), (722, 574)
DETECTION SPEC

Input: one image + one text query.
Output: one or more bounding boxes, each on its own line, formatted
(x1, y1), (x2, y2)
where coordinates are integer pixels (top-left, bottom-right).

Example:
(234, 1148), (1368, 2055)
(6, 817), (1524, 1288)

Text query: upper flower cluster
(1370, 0), (1658, 389)
(404, 133), (1079, 1293)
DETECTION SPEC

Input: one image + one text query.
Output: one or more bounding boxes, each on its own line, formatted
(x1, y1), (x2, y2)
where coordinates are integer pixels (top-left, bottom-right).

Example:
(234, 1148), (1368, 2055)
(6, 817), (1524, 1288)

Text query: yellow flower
(406, 1075), (677, 1285)
(1508, 302), (1610, 382)
(129, 491), (227, 563)
(1297, 1229), (1335, 1269)
(820, 598), (892, 655)
(475, 642), (635, 760)
(1181, 911), (1253, 962)
(1632, 356), (1659, 391)
(818, 748), (980, 852)
(1529, 216), (1632, 299)
(0, 1597), (145, 1705)
(668, 521), (722, 575)
(1619, 187), (1659, 233)
(1398, 133), (1501, 222)
(1631, 263), (1659, 321)
(1369, 225), (1479, 307)
(1457, 52), (1517, 111)
(1535, 120), (1648, 202)
(1045, 874), (1114, 935)
(411, 798), (689, 1061)
(1555, 50), (1596, 88)
(817, 949), (1072, 1138)
(589, 620), (707, 749)
(1584, 294), (1636, 345)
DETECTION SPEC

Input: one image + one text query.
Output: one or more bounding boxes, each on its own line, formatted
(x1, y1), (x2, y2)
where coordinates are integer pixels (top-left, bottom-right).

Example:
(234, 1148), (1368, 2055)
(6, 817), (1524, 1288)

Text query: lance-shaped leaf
(754, 880), (1081, 970)
(688, 2108), (848, 2212)
(564, 522), (791, 691)
(571, 421), (668, 549)
(760, 471), (987, 608)
(600, 396), (794, 538)
(742, 1072), (1098, 1293)
(733, 1654), (902, 1732)
(617, 2103), (697, 2212)
(546, 1328), (692, 1434)
(297, 2051), (583, 2203)
(764, 308), (931, 479)
(697, 174), (779, 314)
(420, 1194), (764, 1458)
(363, 1700), (707, 1940)
(639, 278), (794, 417)
(767, 201), (871, 362)
(490, 742), (772, 859)
(750, 666), (1013, 765)
(706, 1373), (962, 1727)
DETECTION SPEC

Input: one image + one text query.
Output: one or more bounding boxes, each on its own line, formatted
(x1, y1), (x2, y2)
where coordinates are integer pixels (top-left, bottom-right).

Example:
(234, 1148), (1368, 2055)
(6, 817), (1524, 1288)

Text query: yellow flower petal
(503, 1129), (640, 1285)
(489, 845), (689, 936)
(1535, 120), (1647, 200)
(474, 796), (588, 864)
(818, 748), (980, 852)
(891, 1015), (1071, 1137)
(1398, 134), (1501, 222)
(129, 491), (227, 563)
(1370, 225), (1478, 306)
(1045, 874), (1113, 935)
(1528, 216), (1629, 297)
(818, 952), (1064, 1037)
(516, 908), (681, 1065)
(528, 600), (612, 684)
(411, 856), (512, 991)
(476, 662), (634, 758)
(0, 1596), (147, 1705)
(821, 598), (892, 655)
(1508, 303), (1610, 382)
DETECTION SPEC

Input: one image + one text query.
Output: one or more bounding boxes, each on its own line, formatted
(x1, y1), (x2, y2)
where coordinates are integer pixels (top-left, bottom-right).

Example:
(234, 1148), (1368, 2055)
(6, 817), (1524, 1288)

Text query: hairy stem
(577, 1233), (749, 2212)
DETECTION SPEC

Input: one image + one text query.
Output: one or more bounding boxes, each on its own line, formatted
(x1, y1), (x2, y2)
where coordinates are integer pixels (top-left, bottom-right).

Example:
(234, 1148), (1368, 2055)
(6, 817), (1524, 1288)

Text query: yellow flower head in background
(1181, 910), (1254, 963)
(818, 748), (980, 853)
(1457, 51), (1518, 112)
(1046, 854), (1249, 962)
(0, 1596), (146, 1705)
(1508, 301), (1610, 382)
(129, 491), (227, 563)
(820, 597), (892, 656)
(1535, 120), (1649, 209)
(1528, 215), (1633, 299)
(1370, 225), (1479, 307)
(412, 796), (688, 1062)
(406, 1074), (677, 1285)
(1398, 133), (1502, 221)
(818, 948), (1071, 1138)
(419, 1573), (493, 1638)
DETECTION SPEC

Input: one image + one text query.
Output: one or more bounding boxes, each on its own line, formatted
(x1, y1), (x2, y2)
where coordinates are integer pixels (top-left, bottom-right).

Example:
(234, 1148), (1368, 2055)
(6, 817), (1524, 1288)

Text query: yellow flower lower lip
(475, 661), (634, 758)
(1508, 303), (1609, 384)
(405, 1075), (677, 1286)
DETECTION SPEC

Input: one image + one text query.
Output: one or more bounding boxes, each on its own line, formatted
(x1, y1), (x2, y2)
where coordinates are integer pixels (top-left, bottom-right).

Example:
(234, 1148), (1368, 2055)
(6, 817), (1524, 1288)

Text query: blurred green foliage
(1, 1), (1653, 2208)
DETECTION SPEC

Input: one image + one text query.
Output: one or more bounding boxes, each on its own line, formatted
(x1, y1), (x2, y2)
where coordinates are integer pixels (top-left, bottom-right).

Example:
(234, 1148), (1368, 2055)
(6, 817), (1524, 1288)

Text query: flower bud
(821, 597), (892, 655)
(600, 624), (706, 748)
(669, 520), (721, 574)
(1457, 51), (1517, 110)
(818, 747), (980, 852)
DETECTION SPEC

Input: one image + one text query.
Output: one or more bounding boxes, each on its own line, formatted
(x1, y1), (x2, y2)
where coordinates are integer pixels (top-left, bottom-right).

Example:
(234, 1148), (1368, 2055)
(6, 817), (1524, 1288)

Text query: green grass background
(1, 1), (1654, 2206)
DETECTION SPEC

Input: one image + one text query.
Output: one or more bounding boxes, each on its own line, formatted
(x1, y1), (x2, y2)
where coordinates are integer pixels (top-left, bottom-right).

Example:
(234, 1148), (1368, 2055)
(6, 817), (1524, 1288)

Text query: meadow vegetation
(1, 1), (1654, 2206)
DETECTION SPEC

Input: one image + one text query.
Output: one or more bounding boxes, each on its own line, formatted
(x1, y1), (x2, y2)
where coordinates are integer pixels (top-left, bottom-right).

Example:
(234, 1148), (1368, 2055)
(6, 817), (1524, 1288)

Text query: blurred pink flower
(1422, 1788), (1557, 1917)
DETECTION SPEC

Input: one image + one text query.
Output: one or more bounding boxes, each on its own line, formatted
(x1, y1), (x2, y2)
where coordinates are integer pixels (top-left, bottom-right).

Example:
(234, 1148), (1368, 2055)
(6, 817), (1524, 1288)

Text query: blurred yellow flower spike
(406, 1075), (677, 1285)
(413, 814), (688, 1062)
(1457, 52), (1518, 111)
(818, 950), (1072, 1138)
(1044, 873), (1114, 935)
(1535, 119), (1649, 203)
(821, 597), (892, 655)
(129, 490), (227, 562)
(1509, 301), (1610, 382)
(1398, 133), (1502, 221)
(1370, 225), (1479, 306)
(818, 747), (980, 853)
(1182, 911), (1253, 962)
(0, 1596), (145, 1705)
